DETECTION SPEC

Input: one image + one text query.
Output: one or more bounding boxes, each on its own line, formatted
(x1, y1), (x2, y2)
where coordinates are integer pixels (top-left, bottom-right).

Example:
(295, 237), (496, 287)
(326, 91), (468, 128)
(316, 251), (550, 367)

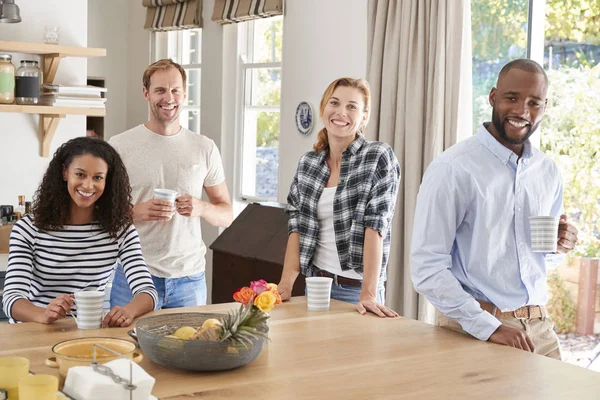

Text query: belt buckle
(513, 307), (530, 320)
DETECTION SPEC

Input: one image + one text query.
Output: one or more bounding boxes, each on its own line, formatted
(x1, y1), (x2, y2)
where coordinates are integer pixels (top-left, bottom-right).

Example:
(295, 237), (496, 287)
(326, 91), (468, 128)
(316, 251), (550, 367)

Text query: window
(471, 0), (530, 135)
(472, 0), (600, 358)
(238, 17), (283, 201)
(158, 29), (202, 133)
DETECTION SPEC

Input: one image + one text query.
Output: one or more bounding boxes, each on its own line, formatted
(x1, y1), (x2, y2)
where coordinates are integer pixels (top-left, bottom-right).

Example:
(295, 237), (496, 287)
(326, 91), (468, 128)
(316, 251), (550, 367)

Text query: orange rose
(253, 290), (277, 313)
(233, 287), (256, 305)
(266, 283), (278, 291)
(268, 286), (282, 304)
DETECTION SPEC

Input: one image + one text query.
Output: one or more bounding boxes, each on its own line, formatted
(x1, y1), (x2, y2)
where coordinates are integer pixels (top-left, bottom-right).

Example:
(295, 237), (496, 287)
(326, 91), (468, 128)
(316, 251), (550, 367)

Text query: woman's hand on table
(276, 280), (293, 301)
(38, 294), (74, 324)
(102, 305), (135, 328)
(356, 295), (399, 318)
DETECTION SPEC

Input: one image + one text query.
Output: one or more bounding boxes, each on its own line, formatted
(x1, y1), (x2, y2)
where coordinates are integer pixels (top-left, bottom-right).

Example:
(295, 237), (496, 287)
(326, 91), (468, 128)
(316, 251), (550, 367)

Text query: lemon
(172, 326), (197, 340)
(201, 318), (223, 330)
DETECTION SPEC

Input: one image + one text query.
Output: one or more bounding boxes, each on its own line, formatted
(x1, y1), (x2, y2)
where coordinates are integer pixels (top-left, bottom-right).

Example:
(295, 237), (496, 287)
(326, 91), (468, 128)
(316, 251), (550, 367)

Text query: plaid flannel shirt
(286, 135), (401, 281)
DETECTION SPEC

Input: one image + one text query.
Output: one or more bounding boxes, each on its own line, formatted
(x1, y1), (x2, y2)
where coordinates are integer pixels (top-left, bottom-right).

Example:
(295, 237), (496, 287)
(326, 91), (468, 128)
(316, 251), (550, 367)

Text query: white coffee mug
(305, 277), (333, 311)
(153, 188), (177, 205)
(72, 290), (105, 329)
(529, 216), (559, 253)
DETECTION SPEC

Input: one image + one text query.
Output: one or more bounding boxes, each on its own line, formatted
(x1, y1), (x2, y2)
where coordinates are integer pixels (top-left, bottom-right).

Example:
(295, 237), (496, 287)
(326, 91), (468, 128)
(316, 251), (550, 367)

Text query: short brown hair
(142, 59), (187, 91)
(314, 77), (371, 153)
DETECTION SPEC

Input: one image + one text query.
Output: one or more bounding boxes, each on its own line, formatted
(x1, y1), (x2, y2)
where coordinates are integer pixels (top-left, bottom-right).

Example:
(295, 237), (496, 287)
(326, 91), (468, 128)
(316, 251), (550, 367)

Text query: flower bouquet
(233, 279), (283, 313)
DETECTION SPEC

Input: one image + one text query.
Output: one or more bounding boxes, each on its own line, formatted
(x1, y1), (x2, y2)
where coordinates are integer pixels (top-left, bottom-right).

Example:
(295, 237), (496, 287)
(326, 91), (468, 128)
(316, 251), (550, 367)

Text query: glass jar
(0, 54), (15, 104)
(44, 26), (60, 45)
(16, 60), (42, 105)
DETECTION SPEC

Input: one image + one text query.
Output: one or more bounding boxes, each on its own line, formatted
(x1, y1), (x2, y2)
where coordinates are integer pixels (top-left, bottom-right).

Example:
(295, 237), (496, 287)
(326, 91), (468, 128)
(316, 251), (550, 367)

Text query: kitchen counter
(2, 298), (600, 399)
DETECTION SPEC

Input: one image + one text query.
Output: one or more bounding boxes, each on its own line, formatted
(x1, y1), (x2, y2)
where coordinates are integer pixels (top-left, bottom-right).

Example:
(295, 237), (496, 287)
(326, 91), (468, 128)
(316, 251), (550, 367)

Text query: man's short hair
(142, 59), (187, 91)
(497, 59), (548, 89)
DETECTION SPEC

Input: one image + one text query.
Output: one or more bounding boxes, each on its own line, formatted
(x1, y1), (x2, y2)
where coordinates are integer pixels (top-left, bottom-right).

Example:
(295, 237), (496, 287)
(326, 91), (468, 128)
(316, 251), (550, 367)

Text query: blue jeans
(110, 264), (207, 309)
(304, 271), (386, 305)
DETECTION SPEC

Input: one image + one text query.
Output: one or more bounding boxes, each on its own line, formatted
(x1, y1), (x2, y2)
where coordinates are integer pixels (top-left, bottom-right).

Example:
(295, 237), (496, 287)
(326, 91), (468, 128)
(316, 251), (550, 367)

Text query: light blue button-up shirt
(411, 124), (564, 341)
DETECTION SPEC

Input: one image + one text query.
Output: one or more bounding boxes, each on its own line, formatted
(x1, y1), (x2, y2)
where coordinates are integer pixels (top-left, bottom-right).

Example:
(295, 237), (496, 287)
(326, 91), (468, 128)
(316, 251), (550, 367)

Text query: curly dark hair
(31, 137), (133, 239)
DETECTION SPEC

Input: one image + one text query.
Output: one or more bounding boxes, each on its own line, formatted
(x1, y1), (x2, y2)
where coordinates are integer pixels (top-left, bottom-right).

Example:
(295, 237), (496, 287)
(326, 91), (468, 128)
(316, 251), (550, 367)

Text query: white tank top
(312, 187), (363, 280)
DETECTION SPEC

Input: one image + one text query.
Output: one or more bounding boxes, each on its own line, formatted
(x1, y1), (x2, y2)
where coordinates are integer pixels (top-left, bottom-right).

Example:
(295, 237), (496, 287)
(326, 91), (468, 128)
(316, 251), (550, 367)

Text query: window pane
(166, 31), (181, 63)
(180, 108), (200, 133)
(541, 0), (600, 259)
(241, 111), (279, 199)
(181, 29), (202, 65)
(250, 17), (283, 63)
(185, 68), (201, 107)
(471, 0), (529, 135)
(245, 68), (281, 106)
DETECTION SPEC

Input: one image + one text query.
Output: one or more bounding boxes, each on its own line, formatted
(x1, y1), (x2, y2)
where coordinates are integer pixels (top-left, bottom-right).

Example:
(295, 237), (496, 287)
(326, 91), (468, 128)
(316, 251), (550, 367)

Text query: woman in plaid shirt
(277, 78), (400, 317)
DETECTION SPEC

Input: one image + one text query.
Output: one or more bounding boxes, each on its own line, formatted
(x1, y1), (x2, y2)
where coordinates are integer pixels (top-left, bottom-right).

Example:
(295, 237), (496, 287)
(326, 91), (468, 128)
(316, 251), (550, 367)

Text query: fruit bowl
(134, 312), (268, 372)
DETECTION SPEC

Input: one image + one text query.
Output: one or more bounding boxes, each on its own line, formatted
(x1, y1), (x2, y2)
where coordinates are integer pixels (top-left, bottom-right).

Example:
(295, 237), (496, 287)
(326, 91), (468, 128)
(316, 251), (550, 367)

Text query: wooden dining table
(0, 297), (599, 399)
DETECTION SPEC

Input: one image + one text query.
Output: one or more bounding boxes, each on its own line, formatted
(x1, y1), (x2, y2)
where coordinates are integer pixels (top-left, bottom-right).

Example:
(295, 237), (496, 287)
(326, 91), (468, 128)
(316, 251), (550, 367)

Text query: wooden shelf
(0, 40), (106, 58)
(0, 104), (105, 117)
(0, 40), (106, 84)
(0, 104), (105, 157)
(0, 41), (106, 157)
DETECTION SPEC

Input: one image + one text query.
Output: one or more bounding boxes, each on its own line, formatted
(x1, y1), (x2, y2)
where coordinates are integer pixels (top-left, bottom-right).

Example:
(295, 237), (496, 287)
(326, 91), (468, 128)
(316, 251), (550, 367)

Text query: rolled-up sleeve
(410, 162), (501, 341)
(118, 225), (158, 310)
(364, 146), (400, 238)
(285, 161), (302, 235)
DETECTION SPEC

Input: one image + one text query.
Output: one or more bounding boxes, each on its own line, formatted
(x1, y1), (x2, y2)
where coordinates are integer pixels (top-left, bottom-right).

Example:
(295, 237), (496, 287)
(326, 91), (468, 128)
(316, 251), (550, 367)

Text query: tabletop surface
(1, 297), (599, 399)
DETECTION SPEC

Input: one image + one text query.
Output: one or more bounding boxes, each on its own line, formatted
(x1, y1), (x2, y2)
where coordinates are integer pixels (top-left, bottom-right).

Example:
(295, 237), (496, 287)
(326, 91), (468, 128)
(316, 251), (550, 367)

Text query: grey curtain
(366, 0), (472, 322)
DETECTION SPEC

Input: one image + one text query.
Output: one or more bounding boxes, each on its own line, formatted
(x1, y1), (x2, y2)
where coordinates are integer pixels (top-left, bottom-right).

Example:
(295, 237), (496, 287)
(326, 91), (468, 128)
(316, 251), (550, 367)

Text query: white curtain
(366, 0), (472, 322)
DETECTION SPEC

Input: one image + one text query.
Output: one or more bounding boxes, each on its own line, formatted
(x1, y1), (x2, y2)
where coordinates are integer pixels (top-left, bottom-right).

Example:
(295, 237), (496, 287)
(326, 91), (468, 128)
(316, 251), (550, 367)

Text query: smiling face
(322, 86), (368, 142)
(488, 68), (548, 149)
(143, 67), (186, 127)
(62, 154), (108, 212)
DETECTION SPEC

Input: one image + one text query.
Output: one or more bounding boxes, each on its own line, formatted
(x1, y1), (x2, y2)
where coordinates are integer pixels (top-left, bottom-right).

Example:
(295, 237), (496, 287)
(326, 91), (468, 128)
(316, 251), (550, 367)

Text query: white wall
(126, 0), (152, 130)
(88, 0), (129, 139)
(0, 0), (88, 206)
(277, 0), (368, 203)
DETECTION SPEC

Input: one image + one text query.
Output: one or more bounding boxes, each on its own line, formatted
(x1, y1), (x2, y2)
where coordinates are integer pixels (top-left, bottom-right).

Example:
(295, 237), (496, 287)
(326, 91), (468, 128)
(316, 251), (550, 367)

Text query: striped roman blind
(212, 0), (283, 25)
(143, 0), (202, 31)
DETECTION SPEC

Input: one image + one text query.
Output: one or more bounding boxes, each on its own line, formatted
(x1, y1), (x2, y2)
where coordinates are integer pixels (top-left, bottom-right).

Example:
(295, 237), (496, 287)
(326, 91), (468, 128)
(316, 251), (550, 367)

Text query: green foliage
(471, 0), (600, 133)
(546, 272), (576, 333)
(253, 19), (282, 148)
(472, 0), (600, 63)
(472, 0), (528, 62)
(256, 111), (280, 147)
(541, 65), (600, 258)
(545, 0), (600, 44)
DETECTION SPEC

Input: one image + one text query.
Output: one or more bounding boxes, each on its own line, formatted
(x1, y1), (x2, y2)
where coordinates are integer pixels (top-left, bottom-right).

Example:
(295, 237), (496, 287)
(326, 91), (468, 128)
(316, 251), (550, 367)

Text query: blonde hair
(313, 77), (371, 153)
(142, 59), (187, 91)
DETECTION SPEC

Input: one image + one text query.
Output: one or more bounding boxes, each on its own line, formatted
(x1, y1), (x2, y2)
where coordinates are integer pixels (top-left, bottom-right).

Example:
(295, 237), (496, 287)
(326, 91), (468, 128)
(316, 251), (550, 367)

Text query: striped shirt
(2, 216), (158, 322)
(286, 135), (401, 281)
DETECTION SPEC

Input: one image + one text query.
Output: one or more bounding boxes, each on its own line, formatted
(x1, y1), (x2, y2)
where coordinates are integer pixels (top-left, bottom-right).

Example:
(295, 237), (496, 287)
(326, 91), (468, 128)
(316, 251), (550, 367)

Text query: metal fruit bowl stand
(132, 312), (267, 372)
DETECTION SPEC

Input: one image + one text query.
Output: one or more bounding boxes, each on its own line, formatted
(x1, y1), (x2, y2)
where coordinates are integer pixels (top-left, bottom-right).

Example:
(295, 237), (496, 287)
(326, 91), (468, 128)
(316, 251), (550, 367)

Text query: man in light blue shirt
(411, 59), (579, 359)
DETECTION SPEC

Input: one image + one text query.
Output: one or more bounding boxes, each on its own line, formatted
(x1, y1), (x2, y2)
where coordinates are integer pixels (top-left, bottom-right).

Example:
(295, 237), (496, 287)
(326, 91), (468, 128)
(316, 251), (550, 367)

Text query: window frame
(236, 18), (283, 203)
(153, 29), (203, 133)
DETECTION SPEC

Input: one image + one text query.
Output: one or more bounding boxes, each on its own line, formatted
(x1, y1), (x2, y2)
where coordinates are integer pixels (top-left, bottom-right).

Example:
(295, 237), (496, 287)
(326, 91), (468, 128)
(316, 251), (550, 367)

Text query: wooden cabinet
(210, 203), (305, 304)
(0, 40), (107, 156)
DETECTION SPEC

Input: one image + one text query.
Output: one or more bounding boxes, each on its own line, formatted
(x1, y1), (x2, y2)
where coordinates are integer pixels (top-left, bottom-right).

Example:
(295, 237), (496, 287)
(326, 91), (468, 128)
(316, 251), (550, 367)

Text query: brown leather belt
(478, 300), (546, 320)
(313, 268), (362, 287)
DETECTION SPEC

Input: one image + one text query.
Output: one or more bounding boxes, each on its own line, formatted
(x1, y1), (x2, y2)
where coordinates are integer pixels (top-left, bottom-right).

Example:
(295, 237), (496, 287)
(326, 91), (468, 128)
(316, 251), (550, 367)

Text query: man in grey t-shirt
(109, 59), (233, 309)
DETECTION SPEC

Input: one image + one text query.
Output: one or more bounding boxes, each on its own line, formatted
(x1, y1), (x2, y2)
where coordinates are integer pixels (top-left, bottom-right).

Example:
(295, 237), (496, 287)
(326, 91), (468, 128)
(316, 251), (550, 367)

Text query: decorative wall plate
(295, 101), (313, 135)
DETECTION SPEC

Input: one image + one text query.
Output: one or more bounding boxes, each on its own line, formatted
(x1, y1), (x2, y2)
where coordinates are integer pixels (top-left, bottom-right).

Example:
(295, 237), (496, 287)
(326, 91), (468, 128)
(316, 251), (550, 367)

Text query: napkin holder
(63, 344), (156, 400)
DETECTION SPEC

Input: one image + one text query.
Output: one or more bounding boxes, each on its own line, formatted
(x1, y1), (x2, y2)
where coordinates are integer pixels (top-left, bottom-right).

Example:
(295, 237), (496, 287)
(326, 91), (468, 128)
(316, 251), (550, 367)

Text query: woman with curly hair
(2, 137), (157, 327)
